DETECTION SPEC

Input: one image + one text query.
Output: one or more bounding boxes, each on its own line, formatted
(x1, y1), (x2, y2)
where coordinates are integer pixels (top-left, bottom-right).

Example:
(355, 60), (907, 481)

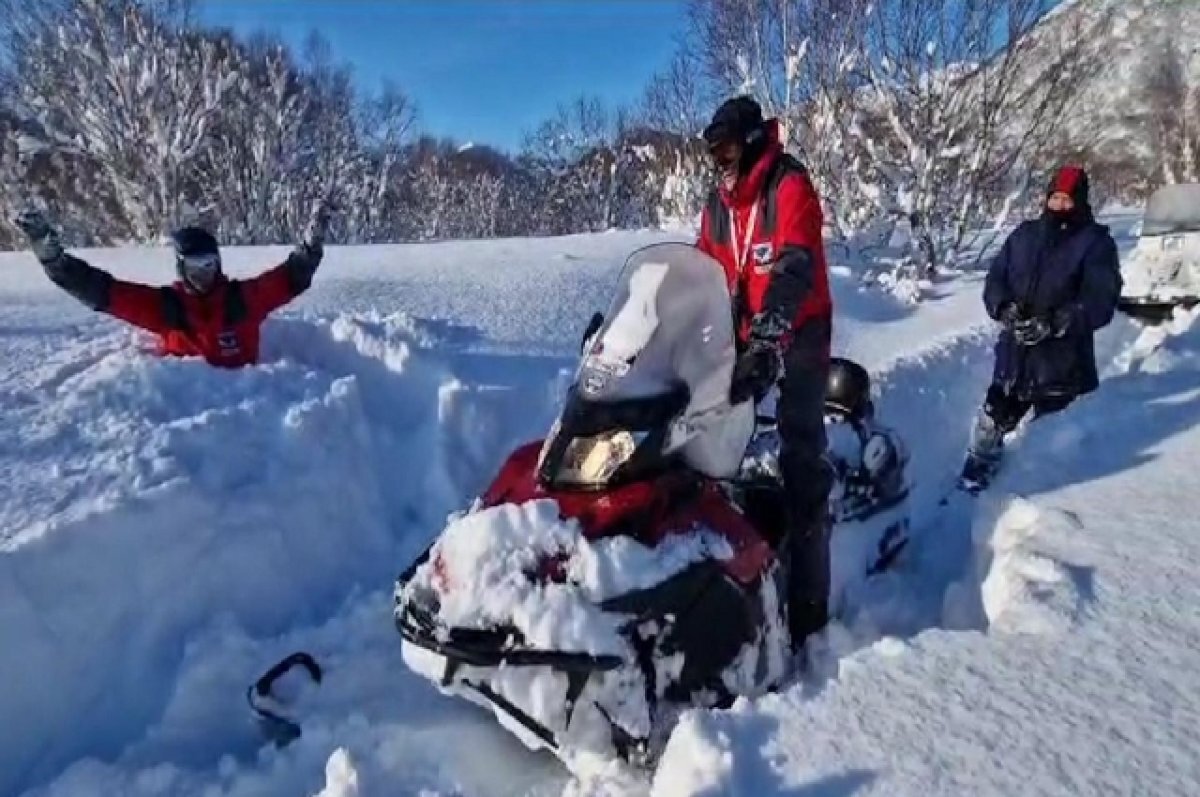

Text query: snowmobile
(392, 243), (906, 767)
(1119, 182), (1200, 323)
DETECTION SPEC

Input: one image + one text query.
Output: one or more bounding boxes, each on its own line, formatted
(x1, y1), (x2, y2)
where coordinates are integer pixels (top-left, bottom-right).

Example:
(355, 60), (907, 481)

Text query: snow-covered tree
(12, 0), (237, 239)
(1135, 35), (1200, 186)
(640, 49), (711, 138)
(521, 97), (626, 234)
(688, 0), (1110, 285)
(347, 80), (418, 242)
(197, 35), (310, 244)
(637, 51), (716, 227)
(0, 0), (1152, 255)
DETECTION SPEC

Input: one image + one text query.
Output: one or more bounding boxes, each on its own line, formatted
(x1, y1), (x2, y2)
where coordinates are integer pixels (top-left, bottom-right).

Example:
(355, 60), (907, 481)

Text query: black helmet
(703, 96), (764, 148)
(170, 226), (222, 293)
(825, 357), (872, 421)
(702, 96), (768, 176)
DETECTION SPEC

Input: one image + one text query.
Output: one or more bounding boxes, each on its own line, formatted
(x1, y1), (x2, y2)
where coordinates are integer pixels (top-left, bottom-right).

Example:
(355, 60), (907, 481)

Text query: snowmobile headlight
(555, 430), (639, 487)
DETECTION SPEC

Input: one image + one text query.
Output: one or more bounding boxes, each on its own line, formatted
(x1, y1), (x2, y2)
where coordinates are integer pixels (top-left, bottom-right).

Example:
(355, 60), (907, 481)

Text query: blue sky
(198, 1), (690, 153)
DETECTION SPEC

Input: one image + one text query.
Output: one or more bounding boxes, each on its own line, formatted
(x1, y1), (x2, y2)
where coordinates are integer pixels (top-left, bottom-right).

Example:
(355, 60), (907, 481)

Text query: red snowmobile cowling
(481, 441), (773, 585)
(395, 244), (806, 765)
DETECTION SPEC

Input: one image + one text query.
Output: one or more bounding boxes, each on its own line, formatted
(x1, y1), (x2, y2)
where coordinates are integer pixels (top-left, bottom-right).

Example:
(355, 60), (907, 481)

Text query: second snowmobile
(1120, 182), (1200, 323)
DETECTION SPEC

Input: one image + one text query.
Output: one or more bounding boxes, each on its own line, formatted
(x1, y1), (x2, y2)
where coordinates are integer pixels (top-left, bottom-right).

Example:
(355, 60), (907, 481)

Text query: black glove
(580, 311), (604, 354)
(997, 301), (1023, 331)
(730, 339), (781, 405)
(1013, 314), (1052, 347)
(1049, 306), (1076, 338)
(843, 467), (877, 501)
(301, 196), (336, 253)
(13, 208), (64, 264)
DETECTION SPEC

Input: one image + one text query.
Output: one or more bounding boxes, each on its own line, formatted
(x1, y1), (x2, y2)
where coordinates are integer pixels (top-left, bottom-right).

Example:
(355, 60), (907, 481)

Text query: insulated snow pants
(776, 318), (834, 645)
(983, 383), (1075, 434)
(967, 383), (1076, 469)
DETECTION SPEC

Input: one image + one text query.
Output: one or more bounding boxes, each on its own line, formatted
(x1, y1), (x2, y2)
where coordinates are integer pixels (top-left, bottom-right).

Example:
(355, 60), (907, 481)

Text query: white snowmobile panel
(1123, 183), (1200, 306)
(578, 242), (753, 479)
(1141, 183), (1200, 237)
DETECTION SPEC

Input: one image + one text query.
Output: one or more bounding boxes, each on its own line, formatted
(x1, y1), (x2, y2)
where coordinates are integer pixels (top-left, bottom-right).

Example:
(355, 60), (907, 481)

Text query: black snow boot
(958, 450), (1000, 494)
(785, 506), (832, 653)
(958, 408), (1006, 494)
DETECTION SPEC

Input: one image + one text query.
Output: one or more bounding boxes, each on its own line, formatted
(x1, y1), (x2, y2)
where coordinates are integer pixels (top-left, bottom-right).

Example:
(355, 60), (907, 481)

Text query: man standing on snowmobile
(696, 96), (834, 649)
(960, 165), (1121, 490)
(824, 358), (909, 522)
(14, 201), (333, 368)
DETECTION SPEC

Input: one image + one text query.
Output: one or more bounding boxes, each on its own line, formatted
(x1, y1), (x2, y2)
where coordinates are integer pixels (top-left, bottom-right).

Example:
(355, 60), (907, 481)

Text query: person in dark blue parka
(960, 165), (1122, 489)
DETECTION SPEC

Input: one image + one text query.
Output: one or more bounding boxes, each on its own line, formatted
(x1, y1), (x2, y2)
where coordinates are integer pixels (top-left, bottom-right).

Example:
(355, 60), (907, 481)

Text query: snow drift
(652, 311), (1200, 797)
(10, 219), (1200, 797)
(0, 246), (998, 797)
(0, 313), (473, 795)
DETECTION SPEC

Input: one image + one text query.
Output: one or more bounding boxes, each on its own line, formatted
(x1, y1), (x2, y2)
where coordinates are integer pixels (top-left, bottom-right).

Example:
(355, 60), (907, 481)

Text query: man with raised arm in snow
(959, 166), (1122, 491)
(13, 201), (333, 368)
(697, 95), (834, 651)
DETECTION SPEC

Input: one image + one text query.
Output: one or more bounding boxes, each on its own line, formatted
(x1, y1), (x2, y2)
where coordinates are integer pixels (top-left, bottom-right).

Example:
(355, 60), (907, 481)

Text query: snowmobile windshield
(1142, 184), (1200, 237)
(546, 242), (753, 484)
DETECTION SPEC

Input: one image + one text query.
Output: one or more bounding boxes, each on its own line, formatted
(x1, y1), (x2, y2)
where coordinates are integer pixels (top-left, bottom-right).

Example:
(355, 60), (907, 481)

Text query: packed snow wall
(0, 312), (569, 796)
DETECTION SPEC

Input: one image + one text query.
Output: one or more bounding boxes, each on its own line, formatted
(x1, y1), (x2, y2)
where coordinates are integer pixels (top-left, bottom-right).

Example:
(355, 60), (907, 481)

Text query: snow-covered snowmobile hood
(567, 242), (753, 480)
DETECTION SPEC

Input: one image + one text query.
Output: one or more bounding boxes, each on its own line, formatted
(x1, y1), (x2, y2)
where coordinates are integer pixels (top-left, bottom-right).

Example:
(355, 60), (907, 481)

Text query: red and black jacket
(697, 120), (832, 353)
(42, 249), (322, 368)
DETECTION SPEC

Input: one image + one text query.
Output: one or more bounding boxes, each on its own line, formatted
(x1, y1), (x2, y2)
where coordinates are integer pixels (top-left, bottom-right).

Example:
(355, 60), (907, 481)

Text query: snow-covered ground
(3, 210), (1197, 797)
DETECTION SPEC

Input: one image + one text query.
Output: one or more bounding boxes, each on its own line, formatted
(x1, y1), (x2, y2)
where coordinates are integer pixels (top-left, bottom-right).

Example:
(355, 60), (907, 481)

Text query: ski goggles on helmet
(177, 251), (220, 291)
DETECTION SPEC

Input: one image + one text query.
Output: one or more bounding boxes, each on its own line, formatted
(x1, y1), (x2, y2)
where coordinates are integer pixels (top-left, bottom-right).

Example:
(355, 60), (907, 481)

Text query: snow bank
(6, 220), (1158, 796)
(654, 308), (1200, 797)
(0, 313), (464, 795)
(942, 496), (1096, 635)
(25, 587), (568, 797)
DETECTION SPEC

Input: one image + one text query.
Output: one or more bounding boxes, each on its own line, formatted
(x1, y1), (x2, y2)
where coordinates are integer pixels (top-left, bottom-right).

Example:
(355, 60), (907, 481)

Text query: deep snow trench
(1, 303), (1009, 797)
(0, 311), (574, 797)
(6, 218), (1190, 797)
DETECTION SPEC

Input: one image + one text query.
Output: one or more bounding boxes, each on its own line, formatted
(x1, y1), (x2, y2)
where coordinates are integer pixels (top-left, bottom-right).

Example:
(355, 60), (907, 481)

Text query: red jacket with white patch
(696, 120), (832, 347)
